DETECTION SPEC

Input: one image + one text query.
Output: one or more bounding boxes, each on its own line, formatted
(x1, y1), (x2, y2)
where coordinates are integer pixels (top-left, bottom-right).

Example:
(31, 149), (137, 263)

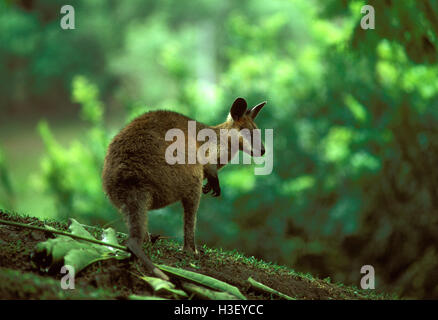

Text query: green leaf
(35, 218), (130, 273)
(247, 277), (295, 300)
(139, 275), (188, 299)
(157, 264), (246, 300)
(345, 94), (368, 123)
(322, 126), (354, 163)
(129, 295), (168, 300)
(181, 281), (239, 300)
(72, 76), (104, 125)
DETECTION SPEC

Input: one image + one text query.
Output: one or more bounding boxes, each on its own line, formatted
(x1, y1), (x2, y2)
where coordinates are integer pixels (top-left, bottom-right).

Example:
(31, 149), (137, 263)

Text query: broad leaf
(34, 218), (130, 273)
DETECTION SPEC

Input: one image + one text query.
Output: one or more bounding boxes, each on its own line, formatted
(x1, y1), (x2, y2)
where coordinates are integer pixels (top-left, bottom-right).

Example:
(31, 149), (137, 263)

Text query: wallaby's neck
(209, 120), (239, 169)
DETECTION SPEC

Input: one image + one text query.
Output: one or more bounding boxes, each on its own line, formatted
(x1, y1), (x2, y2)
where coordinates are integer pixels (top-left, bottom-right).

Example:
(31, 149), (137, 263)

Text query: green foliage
(0, 146), (15, 210)
(72, 76), (104, 125)
(34, 218), (129, 273)
(35, 76), (116, 223)
(2, 0), (438, 299)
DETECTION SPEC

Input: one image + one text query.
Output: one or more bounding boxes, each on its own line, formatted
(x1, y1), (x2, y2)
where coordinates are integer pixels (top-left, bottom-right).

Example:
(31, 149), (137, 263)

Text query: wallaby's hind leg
(182, 191), (201, 254)
(122, 192), (168, 280)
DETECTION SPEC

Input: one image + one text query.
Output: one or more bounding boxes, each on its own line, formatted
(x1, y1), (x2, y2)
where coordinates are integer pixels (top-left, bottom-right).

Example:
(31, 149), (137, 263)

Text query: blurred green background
(1, 0), (438, 299)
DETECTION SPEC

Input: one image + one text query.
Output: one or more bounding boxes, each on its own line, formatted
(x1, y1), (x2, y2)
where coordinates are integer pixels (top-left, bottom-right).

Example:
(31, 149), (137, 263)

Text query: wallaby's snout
(249, 145), (265, 156)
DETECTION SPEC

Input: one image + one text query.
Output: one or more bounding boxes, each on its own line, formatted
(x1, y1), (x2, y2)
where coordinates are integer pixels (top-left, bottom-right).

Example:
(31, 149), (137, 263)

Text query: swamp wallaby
(102, 97), (266, 279)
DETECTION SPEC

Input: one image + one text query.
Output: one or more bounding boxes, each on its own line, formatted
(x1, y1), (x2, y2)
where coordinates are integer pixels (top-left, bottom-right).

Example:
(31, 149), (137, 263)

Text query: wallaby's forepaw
(203, 178), (221, 197)
(212, 185), (221, 197)
(211, 181), (221, 197)
(202, 182), (212, 194)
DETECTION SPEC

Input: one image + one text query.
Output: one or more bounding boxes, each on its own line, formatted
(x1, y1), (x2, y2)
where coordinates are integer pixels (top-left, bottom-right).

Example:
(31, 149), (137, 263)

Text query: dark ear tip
(234, 97), (247, 105)
(230, 97), (248, 120)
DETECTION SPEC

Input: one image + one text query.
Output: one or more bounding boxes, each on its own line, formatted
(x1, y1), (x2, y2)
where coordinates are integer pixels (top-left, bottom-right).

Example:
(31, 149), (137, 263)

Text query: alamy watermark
(360, 265), (375, 289)
(60, 5), (375, 31)
(60, 5), (75, 30)
(60, 265), (75, 289)
(360, 5), (375, 30)
(164, 121), (273, 175)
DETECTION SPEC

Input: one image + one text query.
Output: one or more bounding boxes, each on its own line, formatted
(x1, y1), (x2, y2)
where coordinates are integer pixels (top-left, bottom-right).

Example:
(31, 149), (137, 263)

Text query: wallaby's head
(227, 97), (267, 157)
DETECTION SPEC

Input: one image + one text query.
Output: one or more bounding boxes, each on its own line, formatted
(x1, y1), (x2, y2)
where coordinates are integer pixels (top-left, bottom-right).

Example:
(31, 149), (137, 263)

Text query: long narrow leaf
(248, 276), (295, 300)
(129, 295), (168, 300)
(181, 281), (239, 300)
(157, 265), (246, 300)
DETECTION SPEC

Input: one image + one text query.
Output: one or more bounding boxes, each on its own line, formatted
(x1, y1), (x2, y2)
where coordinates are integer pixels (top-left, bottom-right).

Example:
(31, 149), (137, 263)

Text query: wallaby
(102, 97), (266, 279)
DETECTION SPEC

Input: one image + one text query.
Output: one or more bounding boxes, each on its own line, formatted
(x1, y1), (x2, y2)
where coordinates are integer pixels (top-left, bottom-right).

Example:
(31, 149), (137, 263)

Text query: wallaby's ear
(248, 101), (267, 119)
(230, 97), (247, 121)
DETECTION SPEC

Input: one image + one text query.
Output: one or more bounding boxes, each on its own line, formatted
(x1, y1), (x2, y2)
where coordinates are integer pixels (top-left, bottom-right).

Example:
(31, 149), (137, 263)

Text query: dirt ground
(0, 210), (388, 300)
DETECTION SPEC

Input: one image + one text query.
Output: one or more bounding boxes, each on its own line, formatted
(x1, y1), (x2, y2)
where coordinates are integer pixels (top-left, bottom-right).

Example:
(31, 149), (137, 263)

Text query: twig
(77, 222), (172, 244)
(0, 218), (128, 251)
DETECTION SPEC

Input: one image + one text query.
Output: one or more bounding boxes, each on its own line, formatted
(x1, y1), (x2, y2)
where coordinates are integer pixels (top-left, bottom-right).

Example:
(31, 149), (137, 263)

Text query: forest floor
(0, 210), (391, 300)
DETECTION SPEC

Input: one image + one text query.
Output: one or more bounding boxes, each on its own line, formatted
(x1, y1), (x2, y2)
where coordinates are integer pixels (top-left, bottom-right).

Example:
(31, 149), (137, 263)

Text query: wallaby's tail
(122, 191), (169, 281)
(126, 236), (169, 280)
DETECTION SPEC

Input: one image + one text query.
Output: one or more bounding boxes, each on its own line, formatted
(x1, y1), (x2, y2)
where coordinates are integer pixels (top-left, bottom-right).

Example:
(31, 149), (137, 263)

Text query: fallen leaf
(247, 276), (295, 300)
(181, 281), (239, 300)
(138, 275), (188, 299)
(33, 218), (130, 274)
(157, 264), (246, 300)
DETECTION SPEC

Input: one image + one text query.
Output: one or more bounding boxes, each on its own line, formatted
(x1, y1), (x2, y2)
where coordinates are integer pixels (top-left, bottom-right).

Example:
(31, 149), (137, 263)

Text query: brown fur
(102, 98), (266, 279)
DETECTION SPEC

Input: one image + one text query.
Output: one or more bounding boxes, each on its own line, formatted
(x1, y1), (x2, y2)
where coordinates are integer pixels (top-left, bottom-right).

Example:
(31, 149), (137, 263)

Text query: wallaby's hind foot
(183, 247), (200, 260)
(182, 239), (200, 259)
